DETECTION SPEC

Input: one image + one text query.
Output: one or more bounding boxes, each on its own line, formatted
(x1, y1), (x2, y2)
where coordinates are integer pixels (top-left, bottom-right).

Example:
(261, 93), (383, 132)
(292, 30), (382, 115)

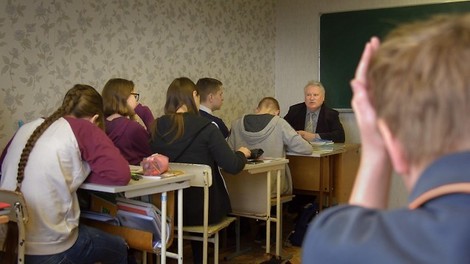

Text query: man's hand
(297, 130), (318, 142)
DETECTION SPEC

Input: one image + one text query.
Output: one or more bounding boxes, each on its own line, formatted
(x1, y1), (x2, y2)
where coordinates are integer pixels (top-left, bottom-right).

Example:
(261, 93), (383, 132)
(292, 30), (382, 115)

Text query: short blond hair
(368, 14), (470, 166)
(304, 81), (325, 95)
(257, 97), (280, 111)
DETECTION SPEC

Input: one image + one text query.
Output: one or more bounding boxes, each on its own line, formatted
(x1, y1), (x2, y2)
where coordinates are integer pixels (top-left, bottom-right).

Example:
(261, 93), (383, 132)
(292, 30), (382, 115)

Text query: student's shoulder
(198, 109), (212, 119)
(65, 116), (96, 130)
(64, 117), (107, 139)
(189, 114), (213, 130)
(277, 116), (299, 132)
(204, 111), (223, 123)
(125, 119), (147, 132)
(212, 115), (226, 126)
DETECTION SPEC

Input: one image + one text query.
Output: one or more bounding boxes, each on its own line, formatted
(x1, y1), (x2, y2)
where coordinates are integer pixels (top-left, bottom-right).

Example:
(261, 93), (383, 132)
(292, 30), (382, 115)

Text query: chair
(170, 163), (236, 264)
(0, 189), (29, 264)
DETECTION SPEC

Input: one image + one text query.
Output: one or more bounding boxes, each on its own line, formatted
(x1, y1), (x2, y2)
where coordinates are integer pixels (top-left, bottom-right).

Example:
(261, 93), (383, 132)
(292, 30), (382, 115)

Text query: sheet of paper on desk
(312, 148), (334, 154)
(310, 139), (334, 146)
(248, 157), (284, 164)
(129, 165), (143, 173)
(131, 164), (183, 179)
(160, 170), (184, 178)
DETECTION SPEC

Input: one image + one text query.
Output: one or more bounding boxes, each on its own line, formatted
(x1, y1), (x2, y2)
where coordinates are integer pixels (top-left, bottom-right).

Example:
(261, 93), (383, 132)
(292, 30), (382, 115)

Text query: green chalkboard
(320, 2), (470, 109)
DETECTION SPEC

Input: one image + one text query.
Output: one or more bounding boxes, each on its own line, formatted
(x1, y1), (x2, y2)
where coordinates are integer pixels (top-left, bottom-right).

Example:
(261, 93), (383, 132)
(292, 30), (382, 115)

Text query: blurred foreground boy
(302, 14), (470, 264)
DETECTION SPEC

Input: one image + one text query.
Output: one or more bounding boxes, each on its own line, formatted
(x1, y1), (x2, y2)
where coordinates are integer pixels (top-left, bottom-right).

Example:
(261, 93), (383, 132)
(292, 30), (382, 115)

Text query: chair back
(0, 189), (29, 264)
(170, 163), (214, 263)
(0, 189), (29, 224)
(168, 163), (212, 188)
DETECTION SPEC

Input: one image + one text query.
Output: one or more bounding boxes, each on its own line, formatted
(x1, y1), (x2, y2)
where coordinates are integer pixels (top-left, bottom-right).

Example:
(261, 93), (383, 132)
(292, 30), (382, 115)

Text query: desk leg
(275, 169), (281, 257)
(266, 169), (282, 256)
(318, 156), (333, 211)
(328, 156), (334, 207)
(177, 188), (183, 264)
(161, 192), (167, 264)
(319, 158), (324, 211)
(223, 216), (253, 260)
(266, 170), (271, 255)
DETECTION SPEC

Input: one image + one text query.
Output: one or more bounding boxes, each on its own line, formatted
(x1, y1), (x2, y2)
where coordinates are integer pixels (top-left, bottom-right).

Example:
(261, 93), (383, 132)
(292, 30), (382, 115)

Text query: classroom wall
(0, 0), (276, 150)
(275, 0), (468, 208)
(3, 0), (462, 208)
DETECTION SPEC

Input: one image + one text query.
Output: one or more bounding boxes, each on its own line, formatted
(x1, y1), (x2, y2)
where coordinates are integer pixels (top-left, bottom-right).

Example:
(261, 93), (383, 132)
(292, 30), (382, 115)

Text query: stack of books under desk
(81, 193), (171, 252)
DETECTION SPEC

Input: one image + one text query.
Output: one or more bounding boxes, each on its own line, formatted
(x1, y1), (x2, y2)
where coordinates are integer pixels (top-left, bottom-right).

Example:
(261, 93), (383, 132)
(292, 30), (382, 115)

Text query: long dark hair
(151, 77), (199, 143)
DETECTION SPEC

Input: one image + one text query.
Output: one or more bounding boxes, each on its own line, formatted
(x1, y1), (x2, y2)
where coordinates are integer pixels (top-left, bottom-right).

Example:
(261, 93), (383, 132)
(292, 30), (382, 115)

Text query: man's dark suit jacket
(199, 110), (230, 138)
(284, 103), (345, 143)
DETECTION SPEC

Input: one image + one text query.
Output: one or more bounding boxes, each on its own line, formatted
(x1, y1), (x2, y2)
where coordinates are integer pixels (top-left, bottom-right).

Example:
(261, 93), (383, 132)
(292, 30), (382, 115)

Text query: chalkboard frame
(320, 2), (470, 110)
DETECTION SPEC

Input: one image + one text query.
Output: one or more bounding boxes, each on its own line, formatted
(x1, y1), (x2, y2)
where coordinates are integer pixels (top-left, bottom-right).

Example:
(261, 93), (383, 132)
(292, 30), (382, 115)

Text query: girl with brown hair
(149, 77), (250, 263)
(102, 78), (154, 165)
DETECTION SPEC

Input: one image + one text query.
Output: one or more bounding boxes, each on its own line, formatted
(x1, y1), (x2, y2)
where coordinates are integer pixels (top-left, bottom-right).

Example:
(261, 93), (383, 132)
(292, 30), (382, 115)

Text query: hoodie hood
(240, 114), (278, 145)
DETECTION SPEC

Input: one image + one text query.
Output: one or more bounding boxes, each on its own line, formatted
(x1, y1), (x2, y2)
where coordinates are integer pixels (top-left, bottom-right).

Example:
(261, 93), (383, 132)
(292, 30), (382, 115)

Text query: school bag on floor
(286, 202), (318, 246)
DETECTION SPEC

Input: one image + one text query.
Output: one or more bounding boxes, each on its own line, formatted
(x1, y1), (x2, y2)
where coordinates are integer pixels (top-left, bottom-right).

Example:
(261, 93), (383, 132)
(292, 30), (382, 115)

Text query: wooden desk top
(244, 158), (288, 173)
(80, 171), (193, 198)
(287, 143), (348, 157)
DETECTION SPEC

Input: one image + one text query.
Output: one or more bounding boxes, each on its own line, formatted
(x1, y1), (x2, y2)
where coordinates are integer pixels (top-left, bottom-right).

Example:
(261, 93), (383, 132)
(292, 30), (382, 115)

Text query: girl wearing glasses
(102, 78), (154, 165)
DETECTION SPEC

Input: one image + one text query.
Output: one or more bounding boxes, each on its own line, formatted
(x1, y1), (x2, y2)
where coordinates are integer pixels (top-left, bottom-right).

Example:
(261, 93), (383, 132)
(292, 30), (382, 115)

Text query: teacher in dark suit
(284, 81), (345, 143)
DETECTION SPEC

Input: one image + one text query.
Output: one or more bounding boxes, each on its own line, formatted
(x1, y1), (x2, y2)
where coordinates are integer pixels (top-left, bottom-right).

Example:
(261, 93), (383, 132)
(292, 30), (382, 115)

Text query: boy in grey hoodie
(227, 97), (312, 196)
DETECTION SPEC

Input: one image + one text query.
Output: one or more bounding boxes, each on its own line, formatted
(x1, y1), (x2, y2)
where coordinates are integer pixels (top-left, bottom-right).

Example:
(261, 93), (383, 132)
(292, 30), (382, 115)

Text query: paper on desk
(160, 170), (184, 177)
(129, 165), (143, 173)
(310, 139), (334, 146)
(130, 165), (184, 179)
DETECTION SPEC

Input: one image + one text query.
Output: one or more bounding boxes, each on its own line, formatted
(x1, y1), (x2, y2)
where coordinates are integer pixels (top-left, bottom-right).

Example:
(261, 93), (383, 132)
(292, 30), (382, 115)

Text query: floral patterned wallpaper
(0, 0), (275, 149)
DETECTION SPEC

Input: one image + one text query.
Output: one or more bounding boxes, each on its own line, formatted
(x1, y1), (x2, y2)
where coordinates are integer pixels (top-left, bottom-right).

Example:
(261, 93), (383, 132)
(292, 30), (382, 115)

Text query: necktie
(305, 112), (315, 133)
(311, 112), (317, 133)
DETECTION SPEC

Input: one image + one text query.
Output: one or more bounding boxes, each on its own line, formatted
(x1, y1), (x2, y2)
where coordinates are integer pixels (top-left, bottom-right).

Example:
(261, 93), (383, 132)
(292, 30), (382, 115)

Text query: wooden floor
(161, 209), (302, 264)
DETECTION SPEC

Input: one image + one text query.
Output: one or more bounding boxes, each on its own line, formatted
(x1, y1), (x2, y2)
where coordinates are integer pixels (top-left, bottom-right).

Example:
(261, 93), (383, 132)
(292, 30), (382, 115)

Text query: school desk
(222, 158), (289, 257)
(80, 166), (193, 264)
(287, 144), (360, 210)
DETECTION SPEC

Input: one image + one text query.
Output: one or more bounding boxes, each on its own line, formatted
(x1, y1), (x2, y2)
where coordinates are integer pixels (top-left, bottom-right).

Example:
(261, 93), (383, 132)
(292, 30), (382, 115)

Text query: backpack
(287, 202), (319, 246)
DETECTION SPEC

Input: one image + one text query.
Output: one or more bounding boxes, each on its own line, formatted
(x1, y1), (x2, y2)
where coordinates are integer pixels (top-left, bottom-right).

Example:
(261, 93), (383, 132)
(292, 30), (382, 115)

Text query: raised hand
(349, 37), (392, 209)
(350, 37), (384, 153)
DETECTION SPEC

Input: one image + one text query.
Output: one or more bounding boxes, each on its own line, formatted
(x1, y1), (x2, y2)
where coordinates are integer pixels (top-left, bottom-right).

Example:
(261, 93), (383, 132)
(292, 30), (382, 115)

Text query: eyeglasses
(131, 92), (140, 101)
